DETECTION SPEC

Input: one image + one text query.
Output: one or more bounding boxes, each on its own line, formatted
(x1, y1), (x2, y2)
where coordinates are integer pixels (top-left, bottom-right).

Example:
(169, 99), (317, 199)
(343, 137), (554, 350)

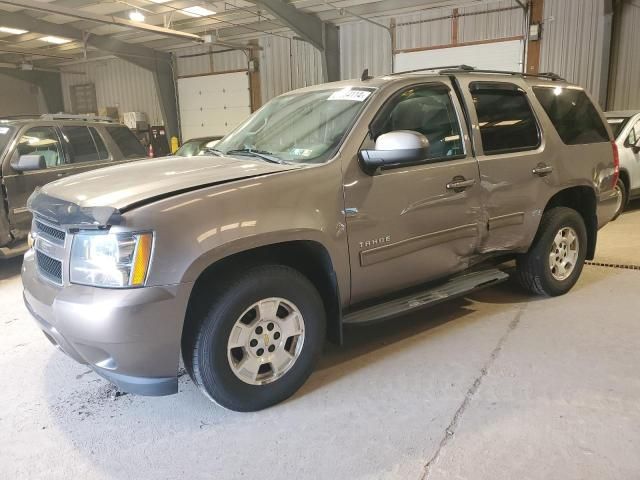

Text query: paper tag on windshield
(0, 127), (9, 135)
(328, 89), (371, 102)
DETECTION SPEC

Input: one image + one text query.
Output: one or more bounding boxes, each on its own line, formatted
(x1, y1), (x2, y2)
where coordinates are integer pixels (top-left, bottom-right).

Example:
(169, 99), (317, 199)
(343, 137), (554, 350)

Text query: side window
(373, 84), (464, 159)
(89, 127), (109, 160)
(470, 83), (540, 155)
(627, 121), (640, 146)
(15, 126), (64, 169)
(106, 126), (146, 159)
(61, 126), (101, 163)
(533, 86), (609, 145)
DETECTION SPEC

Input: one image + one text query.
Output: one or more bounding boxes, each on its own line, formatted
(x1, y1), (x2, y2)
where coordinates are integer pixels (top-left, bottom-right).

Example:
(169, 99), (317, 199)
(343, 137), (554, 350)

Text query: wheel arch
(181, 239), (343, 358)
(544, 186), (597, 260)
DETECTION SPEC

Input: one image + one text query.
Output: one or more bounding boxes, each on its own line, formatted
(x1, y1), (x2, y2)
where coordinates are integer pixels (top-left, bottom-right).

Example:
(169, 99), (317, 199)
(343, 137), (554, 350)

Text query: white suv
(606, 110), (640, 219)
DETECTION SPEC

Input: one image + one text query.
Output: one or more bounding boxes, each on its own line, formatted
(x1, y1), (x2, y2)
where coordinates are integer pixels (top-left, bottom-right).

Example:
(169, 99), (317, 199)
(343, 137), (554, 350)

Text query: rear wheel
(516, 207), (587, 297)
(611, 178), (627, 221)
(185, 265), (325, 411)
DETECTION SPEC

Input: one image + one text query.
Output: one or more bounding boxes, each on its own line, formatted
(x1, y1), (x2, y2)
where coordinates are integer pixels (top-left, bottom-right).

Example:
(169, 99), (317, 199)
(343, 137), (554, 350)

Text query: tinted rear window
(61, 126), (101, 163)
(470, 83), (540, 155)
(106, 126), (146, 158)
(533, 87), (609, 145)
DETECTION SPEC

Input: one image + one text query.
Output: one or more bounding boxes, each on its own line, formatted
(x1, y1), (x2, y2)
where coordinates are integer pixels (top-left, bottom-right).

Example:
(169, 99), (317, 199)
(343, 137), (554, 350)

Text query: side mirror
(11, 154), (46, 172)
(359, 131), (430, 175)
(632, 137), (640, 153)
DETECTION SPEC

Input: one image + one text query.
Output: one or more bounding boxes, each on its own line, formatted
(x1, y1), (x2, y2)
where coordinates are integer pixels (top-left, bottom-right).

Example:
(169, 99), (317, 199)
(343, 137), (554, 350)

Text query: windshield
(214, 87), (375, 164)
(0, 125), (15, 156)
(607, 117), (631, 139)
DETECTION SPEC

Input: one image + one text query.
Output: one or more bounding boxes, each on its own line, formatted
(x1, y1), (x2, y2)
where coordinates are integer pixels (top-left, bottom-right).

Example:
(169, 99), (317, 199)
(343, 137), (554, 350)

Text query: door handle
(446, 177), (476, 192)
(532, 163), (553, 177)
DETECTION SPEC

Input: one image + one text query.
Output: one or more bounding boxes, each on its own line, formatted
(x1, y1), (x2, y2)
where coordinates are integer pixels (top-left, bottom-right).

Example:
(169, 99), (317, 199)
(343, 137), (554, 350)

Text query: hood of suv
(29, 155), (298, 227)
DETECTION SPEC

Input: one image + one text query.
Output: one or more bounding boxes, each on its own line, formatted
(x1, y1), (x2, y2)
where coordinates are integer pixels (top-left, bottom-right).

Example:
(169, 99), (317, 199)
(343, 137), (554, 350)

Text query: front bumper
(22, 249), (193, 396)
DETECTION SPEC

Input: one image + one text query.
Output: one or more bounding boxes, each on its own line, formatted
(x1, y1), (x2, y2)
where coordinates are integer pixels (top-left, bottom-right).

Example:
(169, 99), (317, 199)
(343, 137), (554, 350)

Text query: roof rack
(387, 64), (564, 82)
(40, 113), (116, 122)
(0, 114), (42, 120)
(388, 64), (475, 76)
(438, 67), (564, 81)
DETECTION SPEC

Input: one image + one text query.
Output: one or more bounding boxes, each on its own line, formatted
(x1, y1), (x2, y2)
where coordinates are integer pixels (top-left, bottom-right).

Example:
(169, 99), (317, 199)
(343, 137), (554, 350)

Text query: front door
(2, 125), (72, 239)
(343, 81), (483, 304)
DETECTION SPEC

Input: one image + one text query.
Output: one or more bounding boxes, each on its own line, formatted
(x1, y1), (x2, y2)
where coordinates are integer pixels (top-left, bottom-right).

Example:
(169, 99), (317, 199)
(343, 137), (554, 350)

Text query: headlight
(70, 232), (153, 288)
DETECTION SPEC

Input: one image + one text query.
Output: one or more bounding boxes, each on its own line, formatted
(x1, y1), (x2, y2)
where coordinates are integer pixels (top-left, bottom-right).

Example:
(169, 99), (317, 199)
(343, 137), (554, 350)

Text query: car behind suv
(22, 68), (619, 411)
(605, 110), (640, 219)
(0, 114), (147, 258)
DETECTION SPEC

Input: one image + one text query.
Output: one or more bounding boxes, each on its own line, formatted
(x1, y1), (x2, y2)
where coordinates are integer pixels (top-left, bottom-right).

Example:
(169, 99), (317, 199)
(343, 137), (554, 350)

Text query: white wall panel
(60, 58), (164, 125)
(608, 1), (640, 110)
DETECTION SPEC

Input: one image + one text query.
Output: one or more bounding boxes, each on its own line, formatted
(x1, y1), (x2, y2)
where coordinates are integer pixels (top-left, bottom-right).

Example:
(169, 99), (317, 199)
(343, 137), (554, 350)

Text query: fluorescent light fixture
(181, 6), (216, 17)
(0, 26), (28, 35)
(40, 36), (71, 44)
(129, 10), (145, 22)
(148, 0), (171, 3)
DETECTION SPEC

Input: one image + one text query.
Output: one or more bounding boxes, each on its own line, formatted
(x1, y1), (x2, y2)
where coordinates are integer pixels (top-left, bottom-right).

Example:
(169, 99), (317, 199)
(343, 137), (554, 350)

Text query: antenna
(361, 68), (373, 81)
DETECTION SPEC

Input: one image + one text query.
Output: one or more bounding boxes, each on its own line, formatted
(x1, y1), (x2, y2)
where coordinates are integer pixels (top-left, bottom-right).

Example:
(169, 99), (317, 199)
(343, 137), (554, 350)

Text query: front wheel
(516, 207), (587, 297)
(185, 265), (325, 411)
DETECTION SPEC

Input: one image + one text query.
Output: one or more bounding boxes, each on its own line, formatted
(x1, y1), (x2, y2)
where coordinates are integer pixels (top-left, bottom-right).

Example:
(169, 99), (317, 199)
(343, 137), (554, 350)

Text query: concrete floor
(1, 202), (639, 480)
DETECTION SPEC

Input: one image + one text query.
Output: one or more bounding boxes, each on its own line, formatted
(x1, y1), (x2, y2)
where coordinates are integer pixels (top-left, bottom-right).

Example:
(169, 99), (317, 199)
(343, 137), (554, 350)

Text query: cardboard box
(123, 111), (148, 130)
(98, 106), (119, 120)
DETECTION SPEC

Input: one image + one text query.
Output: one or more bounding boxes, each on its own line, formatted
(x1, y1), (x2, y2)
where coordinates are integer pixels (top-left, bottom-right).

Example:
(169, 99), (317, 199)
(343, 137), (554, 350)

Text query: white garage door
(395, 39), (524, 73)
(178, 71), (251, 141)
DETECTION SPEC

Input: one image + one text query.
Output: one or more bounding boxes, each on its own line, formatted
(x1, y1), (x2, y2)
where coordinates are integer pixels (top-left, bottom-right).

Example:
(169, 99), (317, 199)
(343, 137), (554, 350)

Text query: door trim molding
(488, 212), (525, 230)
(360, 223), (478, 267)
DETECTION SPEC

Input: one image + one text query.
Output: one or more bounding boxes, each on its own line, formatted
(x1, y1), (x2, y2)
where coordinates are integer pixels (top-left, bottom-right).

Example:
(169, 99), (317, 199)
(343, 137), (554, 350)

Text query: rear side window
(533, 87), (609, 145)
(106, 126), (146, 159)
(470, 83), (540, 155)
(62, 126), (101, 163)
(89, 127), (109, 160)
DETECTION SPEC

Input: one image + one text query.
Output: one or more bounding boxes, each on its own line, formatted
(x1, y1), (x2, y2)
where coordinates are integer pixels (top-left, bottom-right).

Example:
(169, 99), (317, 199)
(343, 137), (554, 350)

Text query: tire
(611, 178), (627, 221)
(516, 207), (587, 297)
(185, 265), (325, 411)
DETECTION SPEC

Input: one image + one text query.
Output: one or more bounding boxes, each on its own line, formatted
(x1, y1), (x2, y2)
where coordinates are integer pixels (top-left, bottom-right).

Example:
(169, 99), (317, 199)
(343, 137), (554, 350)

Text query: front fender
(120, 162), (350, 303)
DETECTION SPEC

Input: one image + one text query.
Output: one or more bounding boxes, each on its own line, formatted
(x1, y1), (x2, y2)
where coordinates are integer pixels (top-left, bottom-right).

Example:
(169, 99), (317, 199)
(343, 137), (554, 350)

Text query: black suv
(0, 114), (147, 258)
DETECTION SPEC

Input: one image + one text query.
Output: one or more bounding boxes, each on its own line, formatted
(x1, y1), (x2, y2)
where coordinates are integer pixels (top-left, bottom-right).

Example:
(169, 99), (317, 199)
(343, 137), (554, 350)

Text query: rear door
(59, 125), (113, 176)
(455, 78), (555, 253)
(343, 80), (483, 303)
(2, 124), (71, 237)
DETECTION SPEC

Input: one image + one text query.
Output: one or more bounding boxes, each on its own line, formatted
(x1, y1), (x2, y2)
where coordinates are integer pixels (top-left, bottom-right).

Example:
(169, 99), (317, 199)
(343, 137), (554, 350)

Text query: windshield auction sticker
(328, 89), (372, 102)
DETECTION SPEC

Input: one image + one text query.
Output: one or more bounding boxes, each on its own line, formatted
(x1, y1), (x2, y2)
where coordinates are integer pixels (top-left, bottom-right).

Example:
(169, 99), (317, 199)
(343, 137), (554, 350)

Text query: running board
(343, 269), (509, 325)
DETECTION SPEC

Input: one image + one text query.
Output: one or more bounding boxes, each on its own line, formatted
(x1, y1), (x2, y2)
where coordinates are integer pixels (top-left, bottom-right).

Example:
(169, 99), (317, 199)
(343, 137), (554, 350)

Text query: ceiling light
(181, 6), (216, 17)
(0, 26), (28, 35)
(129, 10), (145, 22)
(40, 36), (71, 44)
(148, 0), (171, 3)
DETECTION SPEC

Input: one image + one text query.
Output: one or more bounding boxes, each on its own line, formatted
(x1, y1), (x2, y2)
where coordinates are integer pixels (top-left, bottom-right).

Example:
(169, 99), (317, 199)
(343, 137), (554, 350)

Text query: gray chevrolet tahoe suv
(0, 115), (146, 259)
(22, 68), (619, 411)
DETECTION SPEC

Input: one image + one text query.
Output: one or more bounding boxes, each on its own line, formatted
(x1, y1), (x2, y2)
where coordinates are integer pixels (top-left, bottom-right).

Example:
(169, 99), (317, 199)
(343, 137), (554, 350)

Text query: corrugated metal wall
(539, 0), (607, 102)
(458, 0), (524, 42)
(608, 0), (640, 110)
(60, 58), (164, 125)
(394, 8), (451, 51)
(340, 19), (392, 80)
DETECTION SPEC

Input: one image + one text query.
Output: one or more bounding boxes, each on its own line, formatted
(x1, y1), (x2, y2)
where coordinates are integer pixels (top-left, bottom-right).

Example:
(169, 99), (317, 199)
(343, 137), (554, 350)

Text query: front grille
(35, 220), (66, 244)
(36, 250), (63, 284)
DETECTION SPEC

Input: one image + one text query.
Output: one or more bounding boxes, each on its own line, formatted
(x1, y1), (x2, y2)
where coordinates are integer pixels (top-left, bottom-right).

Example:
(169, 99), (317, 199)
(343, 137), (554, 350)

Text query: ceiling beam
(244, 0), (324, 50)
(0, 0), (204, 43)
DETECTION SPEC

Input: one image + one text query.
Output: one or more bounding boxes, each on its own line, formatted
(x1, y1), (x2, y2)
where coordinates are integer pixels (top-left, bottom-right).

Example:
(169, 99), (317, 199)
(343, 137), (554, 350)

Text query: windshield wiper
(201, 147), (224, 156)
(224, 148), (284, 164)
